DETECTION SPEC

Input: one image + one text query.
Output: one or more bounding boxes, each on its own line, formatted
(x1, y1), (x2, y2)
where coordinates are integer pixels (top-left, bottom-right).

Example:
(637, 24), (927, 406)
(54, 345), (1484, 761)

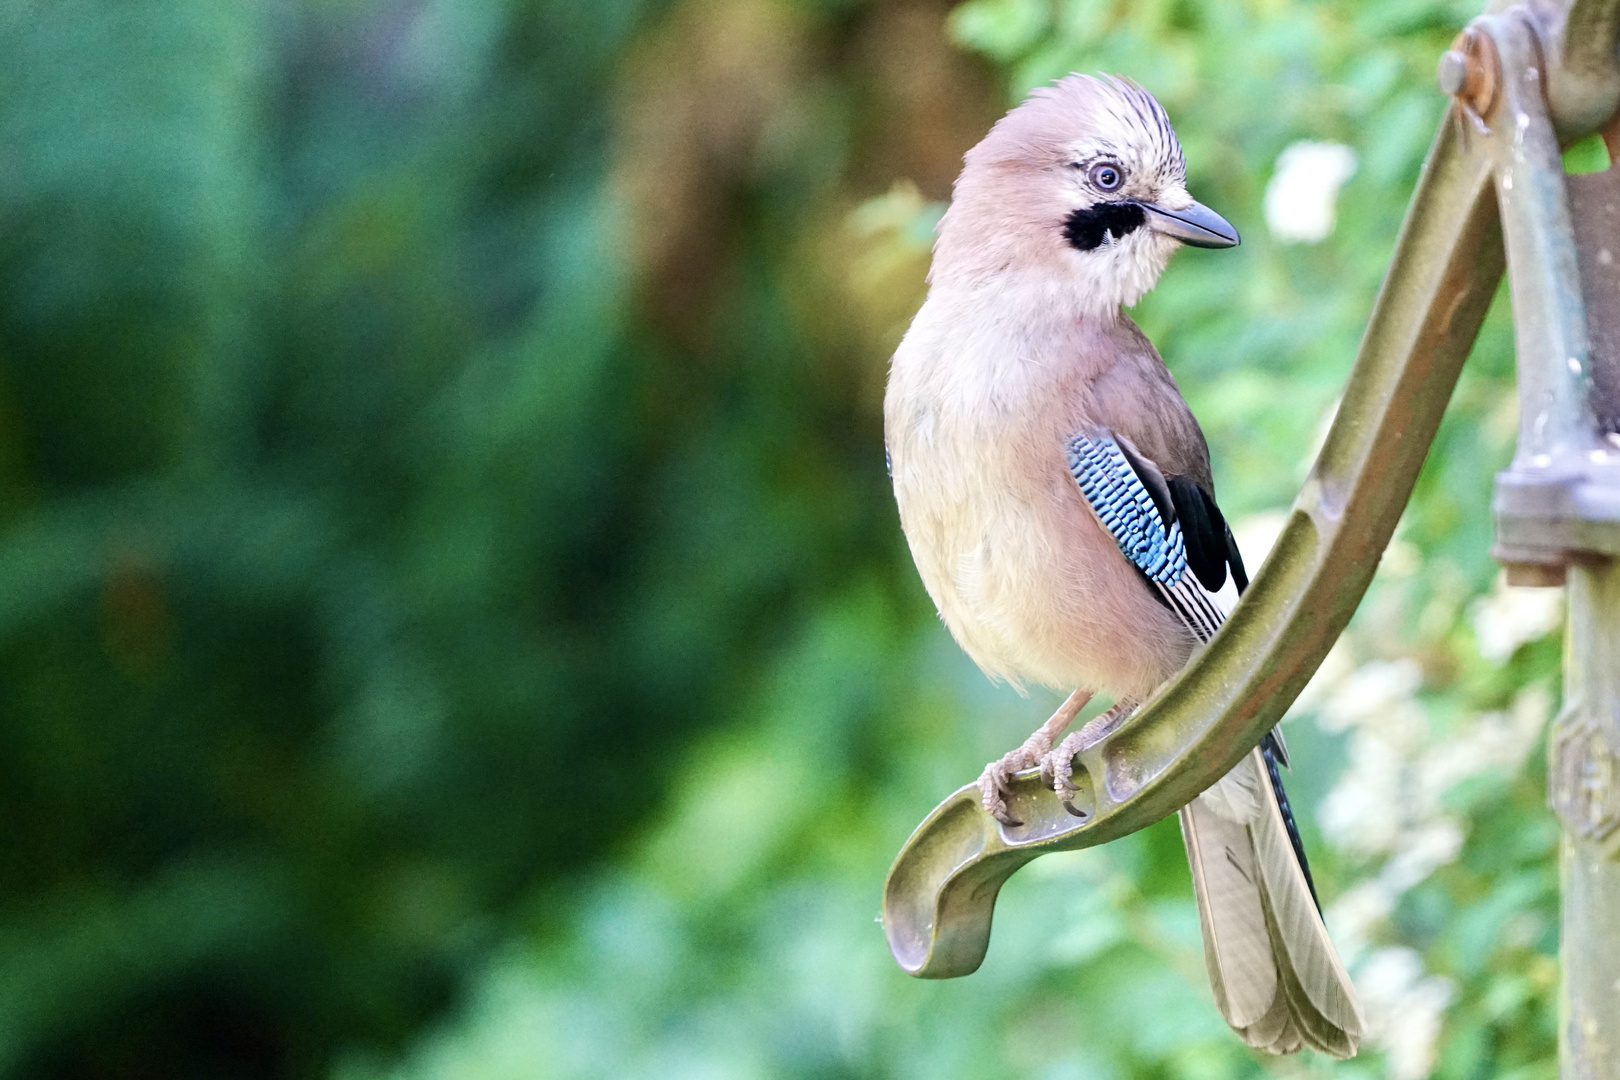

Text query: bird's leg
(1040, 697), (1139, 818)
(978, 687), (1095, 826)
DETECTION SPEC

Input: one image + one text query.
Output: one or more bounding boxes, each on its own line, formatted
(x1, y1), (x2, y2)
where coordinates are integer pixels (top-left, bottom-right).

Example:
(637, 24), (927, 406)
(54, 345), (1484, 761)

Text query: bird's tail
(1177, 738), (1365, 1057)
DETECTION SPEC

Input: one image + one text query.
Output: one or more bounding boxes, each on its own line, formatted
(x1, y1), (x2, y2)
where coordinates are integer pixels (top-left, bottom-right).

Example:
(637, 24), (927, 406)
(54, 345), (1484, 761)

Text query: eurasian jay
(884, 74), (1365, 1056)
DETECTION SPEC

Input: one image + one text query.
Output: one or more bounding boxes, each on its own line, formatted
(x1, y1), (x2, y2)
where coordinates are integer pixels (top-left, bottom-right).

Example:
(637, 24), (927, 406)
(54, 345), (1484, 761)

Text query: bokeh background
(0, 1), (1575, 1078)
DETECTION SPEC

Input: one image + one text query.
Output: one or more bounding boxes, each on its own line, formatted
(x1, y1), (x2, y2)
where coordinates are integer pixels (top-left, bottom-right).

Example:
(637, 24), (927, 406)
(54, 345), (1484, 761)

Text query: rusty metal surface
(882, 109), (1505, 978)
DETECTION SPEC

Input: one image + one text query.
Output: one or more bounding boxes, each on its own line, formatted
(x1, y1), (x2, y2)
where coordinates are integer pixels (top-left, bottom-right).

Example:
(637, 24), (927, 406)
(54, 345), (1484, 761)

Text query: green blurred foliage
(0, 0), (1572, 1079)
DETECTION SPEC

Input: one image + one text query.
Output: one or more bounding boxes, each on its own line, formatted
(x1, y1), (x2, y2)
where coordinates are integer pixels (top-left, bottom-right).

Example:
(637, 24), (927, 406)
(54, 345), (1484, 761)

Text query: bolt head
(1439, 26), (1500, 117)
(1438, 49), (1469, 95)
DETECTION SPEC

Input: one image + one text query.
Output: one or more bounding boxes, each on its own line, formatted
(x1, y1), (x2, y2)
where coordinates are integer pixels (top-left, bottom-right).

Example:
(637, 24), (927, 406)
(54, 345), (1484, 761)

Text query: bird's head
(933, 74), (1238, 317)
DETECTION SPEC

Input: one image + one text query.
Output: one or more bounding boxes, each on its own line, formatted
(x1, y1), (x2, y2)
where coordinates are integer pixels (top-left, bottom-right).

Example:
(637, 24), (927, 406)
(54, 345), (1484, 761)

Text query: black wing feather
(1224, 522), (1249, 593)
(1166, 476), (1228, 594)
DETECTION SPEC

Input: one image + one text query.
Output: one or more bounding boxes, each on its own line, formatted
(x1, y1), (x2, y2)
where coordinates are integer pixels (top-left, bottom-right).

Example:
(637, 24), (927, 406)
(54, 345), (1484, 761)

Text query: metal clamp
(1477, 6), (1620, 583)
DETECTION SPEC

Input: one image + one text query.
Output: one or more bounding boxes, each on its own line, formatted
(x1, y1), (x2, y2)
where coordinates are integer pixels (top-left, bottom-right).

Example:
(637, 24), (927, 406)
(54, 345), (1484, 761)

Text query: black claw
(983, 781), (1023, 827)
(1060, 797), (1090, 820)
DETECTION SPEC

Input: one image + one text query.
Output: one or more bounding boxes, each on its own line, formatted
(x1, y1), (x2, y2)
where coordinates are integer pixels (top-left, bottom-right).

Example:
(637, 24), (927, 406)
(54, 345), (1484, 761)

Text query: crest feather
(968, 73), (1185, 184)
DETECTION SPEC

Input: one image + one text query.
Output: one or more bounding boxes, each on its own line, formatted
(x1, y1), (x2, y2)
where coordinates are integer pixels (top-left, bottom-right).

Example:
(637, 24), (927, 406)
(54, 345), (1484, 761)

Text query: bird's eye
(1090, 162), (1124, 191)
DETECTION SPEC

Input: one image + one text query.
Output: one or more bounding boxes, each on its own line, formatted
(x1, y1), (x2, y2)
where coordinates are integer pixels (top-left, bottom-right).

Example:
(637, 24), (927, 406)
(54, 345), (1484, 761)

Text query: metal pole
(1473, 3), (1620, 1074)
(1554, 75), (1620, 1080)
(1556, 560), (1620, 1076)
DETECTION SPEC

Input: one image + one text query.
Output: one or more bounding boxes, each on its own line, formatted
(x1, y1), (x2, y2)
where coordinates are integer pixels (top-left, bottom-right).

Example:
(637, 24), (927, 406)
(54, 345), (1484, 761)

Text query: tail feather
(1250, 770), (1364, 1047)
(1260, 732), (1314, 901)
(1241, 990), (1302, 1054)
(1179, 744), (1365, 1057)
(1180, 778), (1276, 1028)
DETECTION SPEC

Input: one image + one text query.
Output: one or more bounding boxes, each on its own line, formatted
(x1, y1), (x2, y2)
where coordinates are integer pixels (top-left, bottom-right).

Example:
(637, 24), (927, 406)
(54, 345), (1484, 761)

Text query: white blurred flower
(1290, 639), (1355, 716)
(1263, 140), (1358, 243)
(1421, 685), (1549, 796)
(1315, 657), (1548, 866)
(1319, 713), (1411, 856)
(1380, 820), (1465, 893)
(1325, 880), (1394, 962)
(1357, 946), (1456, 1080)
(1469, 573), (1564, 662)
(1316, 659), (1424, 736)
(1380, 537), (1422, 578)
(1231, 509), (1289, 571)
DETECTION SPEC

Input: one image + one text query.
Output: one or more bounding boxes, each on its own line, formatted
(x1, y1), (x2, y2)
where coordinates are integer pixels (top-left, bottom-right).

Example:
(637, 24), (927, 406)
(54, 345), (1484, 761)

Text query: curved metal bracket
(883, 71), (1507, 980)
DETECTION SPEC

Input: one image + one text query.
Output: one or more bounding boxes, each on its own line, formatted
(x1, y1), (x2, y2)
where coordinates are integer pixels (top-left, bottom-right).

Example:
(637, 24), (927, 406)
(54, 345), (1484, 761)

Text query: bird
(883, 74), (1365, 1057)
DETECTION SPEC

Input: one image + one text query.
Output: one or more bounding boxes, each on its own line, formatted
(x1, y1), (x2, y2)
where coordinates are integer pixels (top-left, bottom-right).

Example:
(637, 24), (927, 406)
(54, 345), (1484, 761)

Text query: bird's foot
(1038, 698), (1138, 818)
(1038, 731), (1089, 817)
(977, 687), (1098, 826)
(977, 731), (1052, 826)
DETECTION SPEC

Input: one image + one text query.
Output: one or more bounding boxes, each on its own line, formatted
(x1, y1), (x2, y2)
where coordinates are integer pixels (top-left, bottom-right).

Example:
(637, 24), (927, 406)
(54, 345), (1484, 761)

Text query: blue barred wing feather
(1065, 433), (1228, 644)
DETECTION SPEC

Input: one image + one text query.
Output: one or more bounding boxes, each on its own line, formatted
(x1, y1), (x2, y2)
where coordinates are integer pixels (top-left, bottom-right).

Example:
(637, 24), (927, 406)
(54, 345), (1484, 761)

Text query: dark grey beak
(1137, 199), (1240, 249)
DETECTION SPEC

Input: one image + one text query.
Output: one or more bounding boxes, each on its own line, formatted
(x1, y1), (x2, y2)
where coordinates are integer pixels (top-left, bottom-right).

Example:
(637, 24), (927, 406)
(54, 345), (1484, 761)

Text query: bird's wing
(1065, 430), (1245, 643)
(1066, 427), (1364, 1057)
